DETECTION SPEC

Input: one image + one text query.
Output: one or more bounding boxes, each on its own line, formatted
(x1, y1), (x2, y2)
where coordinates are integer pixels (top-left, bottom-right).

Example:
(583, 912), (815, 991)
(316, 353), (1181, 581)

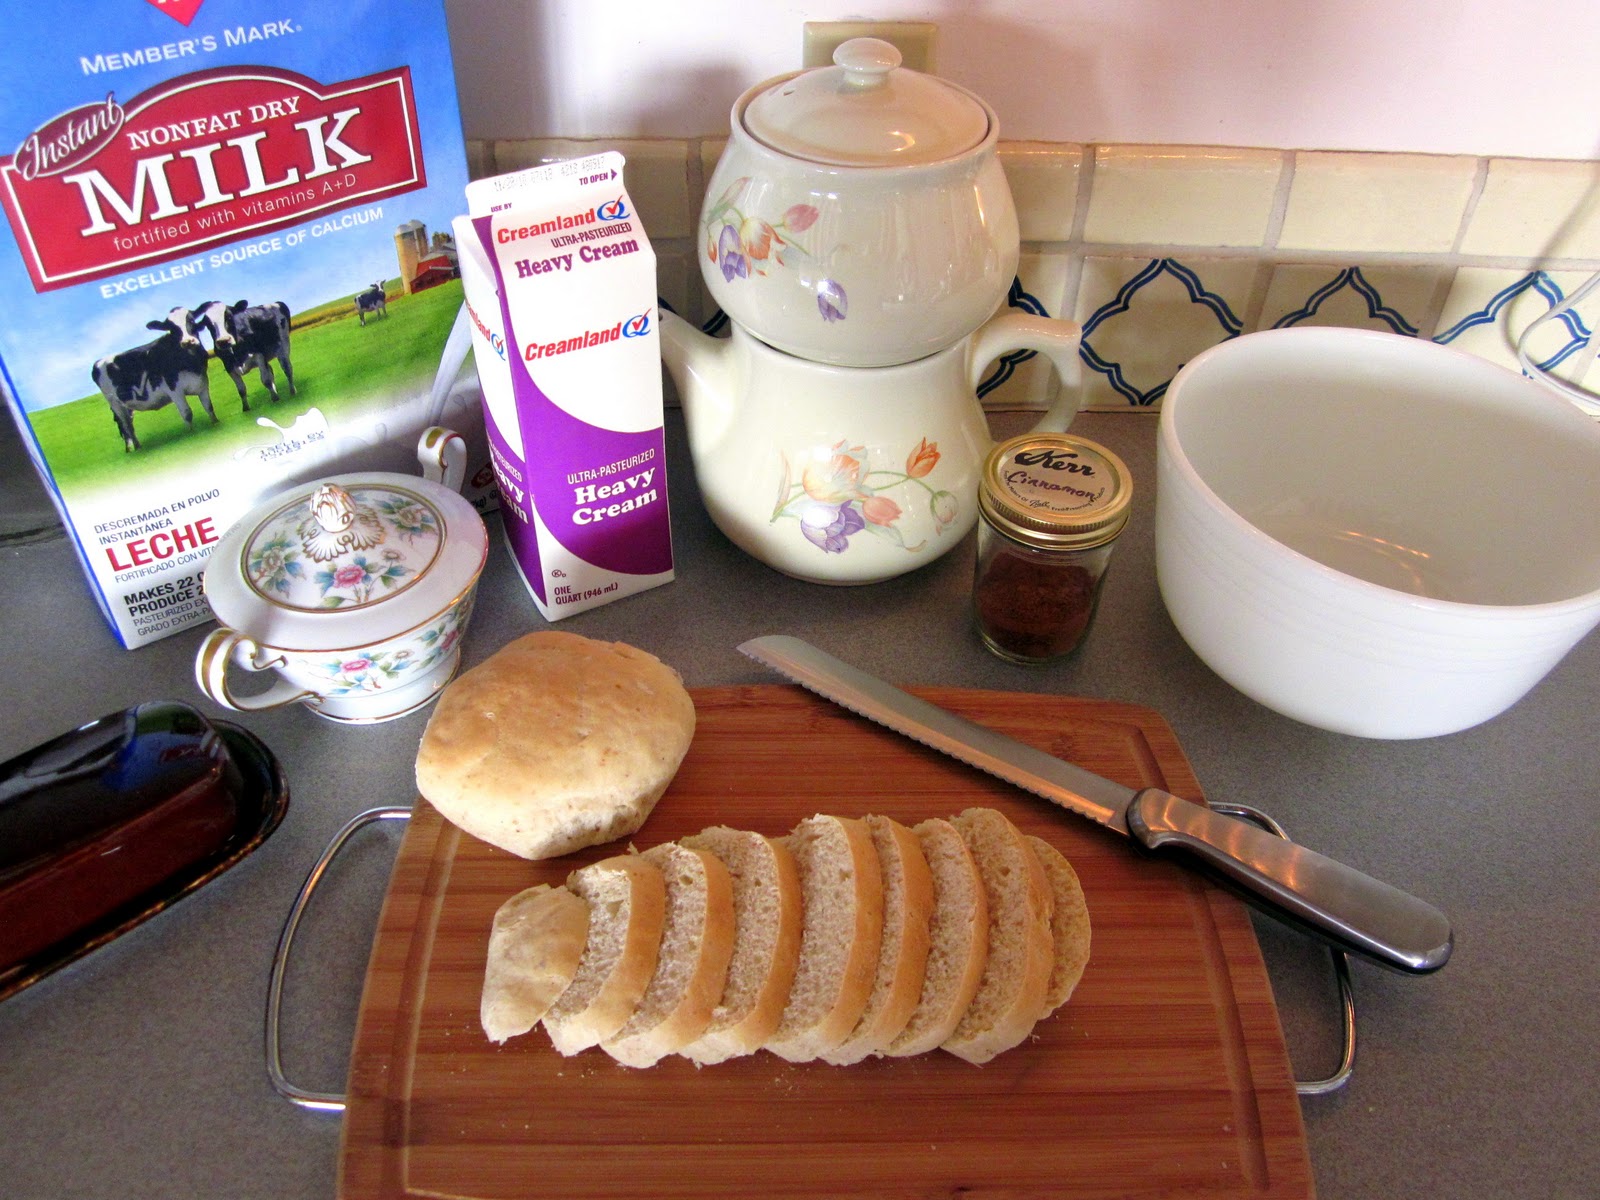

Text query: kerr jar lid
(979, 433), (1133, 551)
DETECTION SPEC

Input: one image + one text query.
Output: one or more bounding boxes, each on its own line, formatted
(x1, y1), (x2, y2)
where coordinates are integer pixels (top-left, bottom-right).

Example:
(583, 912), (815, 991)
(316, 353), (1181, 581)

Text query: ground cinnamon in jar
(973, 433), (1131, 664)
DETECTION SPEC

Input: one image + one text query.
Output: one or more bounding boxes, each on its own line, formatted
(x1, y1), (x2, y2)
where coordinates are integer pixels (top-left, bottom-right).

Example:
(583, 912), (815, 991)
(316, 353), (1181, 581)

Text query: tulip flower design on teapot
(773, 436), (958, 555)
(703, 178), (848, 325)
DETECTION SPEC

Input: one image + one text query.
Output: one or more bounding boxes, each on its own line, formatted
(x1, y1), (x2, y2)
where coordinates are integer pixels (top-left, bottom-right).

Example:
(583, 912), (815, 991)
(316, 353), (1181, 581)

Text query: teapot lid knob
(834, 37), (901, 88)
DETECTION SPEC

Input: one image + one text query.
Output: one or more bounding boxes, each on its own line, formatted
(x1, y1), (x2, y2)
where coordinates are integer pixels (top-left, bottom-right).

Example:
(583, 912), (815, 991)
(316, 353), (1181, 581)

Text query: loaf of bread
(480, 807), (1090, 1068)
(415, 631), (695, 860)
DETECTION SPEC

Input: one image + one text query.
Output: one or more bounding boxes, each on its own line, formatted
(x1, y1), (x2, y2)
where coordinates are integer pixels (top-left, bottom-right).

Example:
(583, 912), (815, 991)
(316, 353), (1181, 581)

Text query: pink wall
(443, 0), (1600, 159)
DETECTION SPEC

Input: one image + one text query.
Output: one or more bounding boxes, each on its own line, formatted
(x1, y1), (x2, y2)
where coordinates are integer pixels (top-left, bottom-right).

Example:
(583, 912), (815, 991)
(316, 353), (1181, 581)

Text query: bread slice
(885, 817), (990, 1057)
(1026, 835), (1092, 1014)
(822, 814), (934, 1065)
(677, 827), (803, 1065)
(602, 844), (735, 1067)
(940, 808), (1055, 1065)
(480, 883), (591, 1044)
(541, 853), (667, 1056)
(765, 815), (884, 1063)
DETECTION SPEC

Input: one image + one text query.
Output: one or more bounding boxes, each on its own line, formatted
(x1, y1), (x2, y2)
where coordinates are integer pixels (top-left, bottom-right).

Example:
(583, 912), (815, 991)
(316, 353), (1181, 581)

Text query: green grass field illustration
(29, 278), (464, 494)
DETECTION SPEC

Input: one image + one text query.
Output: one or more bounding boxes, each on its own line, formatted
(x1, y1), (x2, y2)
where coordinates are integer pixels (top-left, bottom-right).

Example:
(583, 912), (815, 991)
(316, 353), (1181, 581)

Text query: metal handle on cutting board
(1213, 802), (1356, 1096)
(265, 806), (411, 1114)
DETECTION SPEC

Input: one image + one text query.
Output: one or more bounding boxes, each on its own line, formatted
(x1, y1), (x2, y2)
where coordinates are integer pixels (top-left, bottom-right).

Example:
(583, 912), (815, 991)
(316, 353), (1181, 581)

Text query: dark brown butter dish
(0, 701), (288, 1002)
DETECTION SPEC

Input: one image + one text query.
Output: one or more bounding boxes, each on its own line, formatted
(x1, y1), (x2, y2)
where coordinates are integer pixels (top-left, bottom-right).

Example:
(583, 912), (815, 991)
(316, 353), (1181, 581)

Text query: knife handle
(1126, 789), (1453, 974)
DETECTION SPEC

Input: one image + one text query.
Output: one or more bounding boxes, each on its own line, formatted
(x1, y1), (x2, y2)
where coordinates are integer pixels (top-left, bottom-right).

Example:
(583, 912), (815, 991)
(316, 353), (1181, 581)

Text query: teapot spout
(660, 309), (738, 456)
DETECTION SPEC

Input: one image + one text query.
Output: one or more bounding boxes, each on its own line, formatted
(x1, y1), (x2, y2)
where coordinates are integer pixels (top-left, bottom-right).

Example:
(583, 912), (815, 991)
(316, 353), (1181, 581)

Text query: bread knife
(738, 634), (1453, 974)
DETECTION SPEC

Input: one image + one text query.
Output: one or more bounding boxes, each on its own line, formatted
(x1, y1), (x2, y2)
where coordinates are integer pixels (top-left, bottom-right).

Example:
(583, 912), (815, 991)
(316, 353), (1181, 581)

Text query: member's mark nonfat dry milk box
(454, 153), (674, 620)
(0, 1), (479, 647)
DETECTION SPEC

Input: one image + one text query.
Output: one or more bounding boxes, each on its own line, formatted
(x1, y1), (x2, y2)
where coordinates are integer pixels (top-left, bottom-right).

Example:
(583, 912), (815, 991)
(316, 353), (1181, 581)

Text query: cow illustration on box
(356, 282), (388, 326)
(91, 301), (293, 451)
(192, 300), (296, 410)
(91, 313), (218, 453)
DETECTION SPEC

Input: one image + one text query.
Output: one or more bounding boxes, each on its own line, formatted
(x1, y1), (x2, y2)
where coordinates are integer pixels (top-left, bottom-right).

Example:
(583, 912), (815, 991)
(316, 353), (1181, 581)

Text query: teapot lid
(202, 470), (487, 652)
(741, 38), (992, 167)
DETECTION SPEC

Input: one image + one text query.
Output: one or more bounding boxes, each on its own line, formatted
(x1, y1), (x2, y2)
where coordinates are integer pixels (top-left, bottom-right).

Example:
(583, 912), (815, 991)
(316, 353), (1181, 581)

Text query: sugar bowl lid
(202, 466), (488, 653)
(740, 37), (993, 167)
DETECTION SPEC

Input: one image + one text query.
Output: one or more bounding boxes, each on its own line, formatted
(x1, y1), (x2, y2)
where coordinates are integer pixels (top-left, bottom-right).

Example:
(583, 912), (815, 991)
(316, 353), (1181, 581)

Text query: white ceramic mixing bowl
(1156, 327), (1600, 739)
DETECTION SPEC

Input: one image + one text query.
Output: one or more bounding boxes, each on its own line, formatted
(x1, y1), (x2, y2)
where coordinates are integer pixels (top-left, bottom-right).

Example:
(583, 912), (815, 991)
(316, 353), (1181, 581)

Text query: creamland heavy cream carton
(453, 152), (674, 620)
(0, 0), (480, 647)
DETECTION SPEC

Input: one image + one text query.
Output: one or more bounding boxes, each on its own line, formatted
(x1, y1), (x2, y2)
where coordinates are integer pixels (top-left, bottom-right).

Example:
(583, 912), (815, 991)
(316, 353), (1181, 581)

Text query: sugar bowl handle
(195, 628), (318, 713)
(417, 426), (466, 492)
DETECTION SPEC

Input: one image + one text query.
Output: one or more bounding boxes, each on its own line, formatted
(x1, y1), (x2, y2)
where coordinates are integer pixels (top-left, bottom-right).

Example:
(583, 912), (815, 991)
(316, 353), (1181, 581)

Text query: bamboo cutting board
(338, 685), (1313, 1199)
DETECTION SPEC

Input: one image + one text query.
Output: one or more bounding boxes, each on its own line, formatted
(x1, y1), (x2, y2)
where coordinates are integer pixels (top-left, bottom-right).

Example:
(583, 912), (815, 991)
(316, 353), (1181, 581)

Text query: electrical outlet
(802, 21), (938, 72)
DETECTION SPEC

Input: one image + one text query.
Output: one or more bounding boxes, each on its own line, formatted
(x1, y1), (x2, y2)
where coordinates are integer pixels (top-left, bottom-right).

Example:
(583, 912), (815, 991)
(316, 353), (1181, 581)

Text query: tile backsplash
(475, 138), (1600, 414)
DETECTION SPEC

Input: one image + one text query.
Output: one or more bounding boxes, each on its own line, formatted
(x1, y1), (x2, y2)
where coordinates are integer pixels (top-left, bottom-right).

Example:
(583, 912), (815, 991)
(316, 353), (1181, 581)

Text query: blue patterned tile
(1260, 263), (1445, 337)
(1436, 270), (1594, 371)
(1074, 257), (1254, 408)
(1436, 267), (1600, 395)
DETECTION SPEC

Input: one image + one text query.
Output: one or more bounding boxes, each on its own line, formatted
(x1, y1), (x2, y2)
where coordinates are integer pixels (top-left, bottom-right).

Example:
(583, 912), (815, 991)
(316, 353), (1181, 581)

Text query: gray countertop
(2, 408), (1595, 1199)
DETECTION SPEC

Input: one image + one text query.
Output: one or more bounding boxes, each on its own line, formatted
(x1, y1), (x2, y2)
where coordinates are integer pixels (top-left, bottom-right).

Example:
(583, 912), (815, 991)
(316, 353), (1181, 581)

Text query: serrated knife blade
(739, 634), (1452, 974)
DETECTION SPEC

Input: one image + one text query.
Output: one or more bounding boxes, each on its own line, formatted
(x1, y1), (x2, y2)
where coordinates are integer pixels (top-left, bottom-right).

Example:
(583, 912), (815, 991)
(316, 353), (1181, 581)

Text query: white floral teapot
(194, 427), (487, 723)
(699, 37), (1020, 367)
(661, 310), (1082, 584)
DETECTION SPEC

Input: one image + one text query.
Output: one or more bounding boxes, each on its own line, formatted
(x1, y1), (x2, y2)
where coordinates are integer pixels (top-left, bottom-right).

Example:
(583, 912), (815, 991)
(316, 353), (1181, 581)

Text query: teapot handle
(967, 311), (1084, 433)
(417, 426), (467, 491)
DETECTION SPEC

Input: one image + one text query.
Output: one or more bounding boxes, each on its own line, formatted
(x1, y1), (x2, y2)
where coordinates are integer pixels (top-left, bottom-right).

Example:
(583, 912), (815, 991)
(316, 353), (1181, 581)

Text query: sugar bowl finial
(300, 483), (387, 561)
(311, 483), (356, 533)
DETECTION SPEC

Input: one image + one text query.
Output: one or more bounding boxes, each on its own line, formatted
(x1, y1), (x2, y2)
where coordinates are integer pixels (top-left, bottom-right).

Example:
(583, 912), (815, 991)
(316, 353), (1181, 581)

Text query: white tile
(999, 142), (1083, 242)
(1073, 256), (1256, 409)
(1279, 152), (1476, 254)
(1259, 262), (1447, 335)
(654, 245), (699, 330)
(465, 139), (495, 182)
(1459, 158), (1600, 260)
(1084, 145), (1282, 247)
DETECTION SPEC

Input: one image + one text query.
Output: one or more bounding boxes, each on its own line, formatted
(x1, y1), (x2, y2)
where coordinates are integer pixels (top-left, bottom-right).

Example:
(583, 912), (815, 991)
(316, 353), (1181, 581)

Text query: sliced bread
(541, 853), (667, 1057)
(1025, 835), (1092, 1015)
(885, 817), (990, 1057)
(940, 808), (1055, 1065)
(603, 843), (736, 1068)
(822, 814), (935, 1065)
(677, 827), (803, 1065)
(765, 814), (884, 1063)
(480, 883), (591, 1044)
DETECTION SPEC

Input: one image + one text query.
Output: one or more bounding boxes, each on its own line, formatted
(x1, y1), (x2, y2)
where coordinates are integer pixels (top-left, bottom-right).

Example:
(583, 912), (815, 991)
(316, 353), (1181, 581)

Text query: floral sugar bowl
(195, 427), (488, 724)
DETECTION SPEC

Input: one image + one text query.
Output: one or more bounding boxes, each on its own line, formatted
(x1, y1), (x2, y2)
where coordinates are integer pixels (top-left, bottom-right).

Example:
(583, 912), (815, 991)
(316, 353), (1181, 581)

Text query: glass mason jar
(973, 432), (1132, 664)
